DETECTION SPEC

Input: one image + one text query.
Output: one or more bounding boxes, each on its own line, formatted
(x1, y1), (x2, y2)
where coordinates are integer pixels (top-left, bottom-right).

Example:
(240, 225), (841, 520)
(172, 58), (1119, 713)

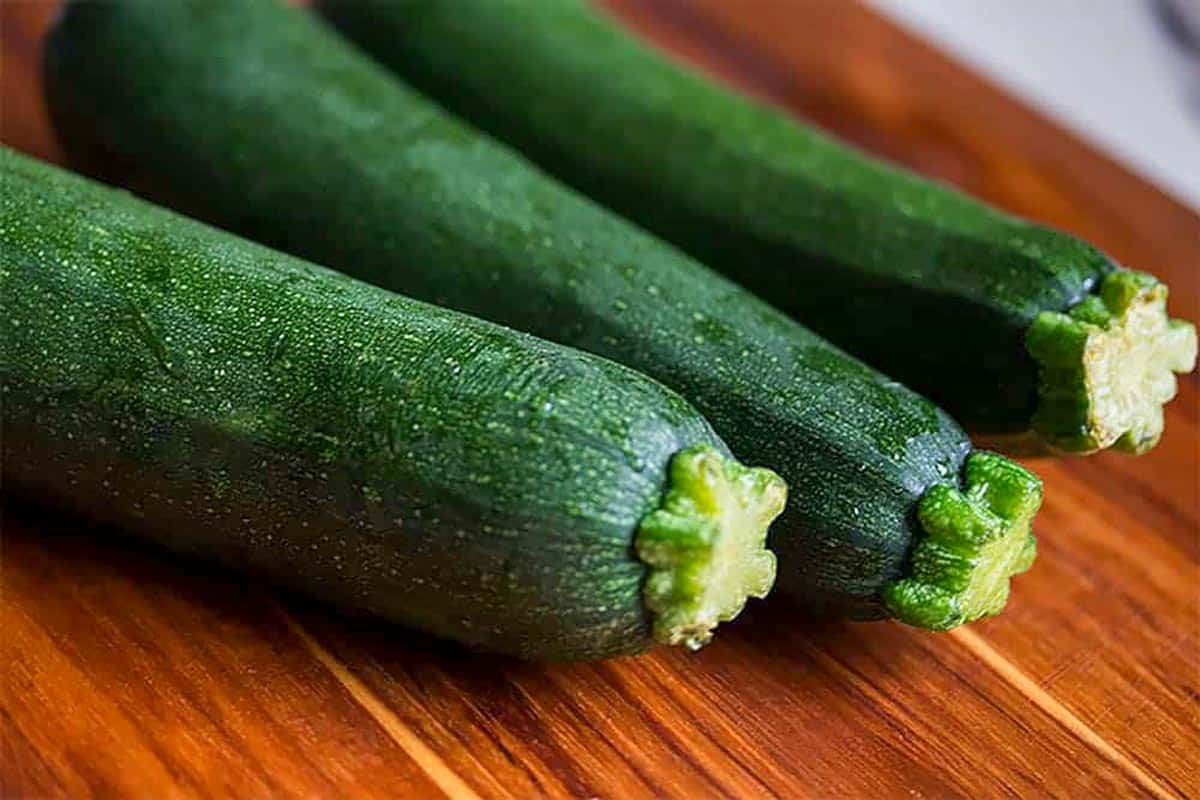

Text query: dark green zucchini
(44, 0), (1042, 629)
(320, 0), (1197, 456)
(0, 146), (788, 660)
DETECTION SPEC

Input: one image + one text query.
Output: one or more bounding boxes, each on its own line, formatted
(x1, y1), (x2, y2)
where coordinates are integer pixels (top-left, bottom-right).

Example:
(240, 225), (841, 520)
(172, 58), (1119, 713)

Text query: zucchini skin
(317, 0), (1121, 435)
(44, 0), (980, 621)
(0, 147), (733, 661)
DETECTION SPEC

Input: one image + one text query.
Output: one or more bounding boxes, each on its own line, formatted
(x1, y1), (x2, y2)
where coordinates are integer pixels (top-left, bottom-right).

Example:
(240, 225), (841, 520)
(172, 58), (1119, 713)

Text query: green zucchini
(320, 0), (1197, 456)
(44, 0), (1042, 629)
(0, 146), (788, 660)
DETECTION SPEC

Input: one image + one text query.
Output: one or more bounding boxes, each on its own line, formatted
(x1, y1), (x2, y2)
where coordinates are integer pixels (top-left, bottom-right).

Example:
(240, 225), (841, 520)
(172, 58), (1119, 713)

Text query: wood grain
(1, 513), (443, 799)
(3, 0), (1198, 798)
(297, 602), (1165, 799)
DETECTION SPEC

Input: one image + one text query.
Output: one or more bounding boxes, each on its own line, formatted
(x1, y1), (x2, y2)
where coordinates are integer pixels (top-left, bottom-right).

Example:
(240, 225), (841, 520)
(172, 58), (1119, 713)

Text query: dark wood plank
(296, 603), (1148, 799)
(0, 0), (63, 164)
(1, 514), (447, 799)
(970, 456), (1200, 799)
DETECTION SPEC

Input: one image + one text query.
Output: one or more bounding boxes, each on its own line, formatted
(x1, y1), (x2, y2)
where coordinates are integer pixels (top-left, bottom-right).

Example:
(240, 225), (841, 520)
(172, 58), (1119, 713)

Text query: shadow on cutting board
(4, 497), (875, 673)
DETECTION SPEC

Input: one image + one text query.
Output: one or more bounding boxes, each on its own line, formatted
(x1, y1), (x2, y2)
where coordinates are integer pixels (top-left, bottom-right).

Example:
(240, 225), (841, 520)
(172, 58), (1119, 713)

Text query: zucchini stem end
(1026, 270), (1197, 455)
(883, 452), (1041, 631)
(636, 445), (785, 650)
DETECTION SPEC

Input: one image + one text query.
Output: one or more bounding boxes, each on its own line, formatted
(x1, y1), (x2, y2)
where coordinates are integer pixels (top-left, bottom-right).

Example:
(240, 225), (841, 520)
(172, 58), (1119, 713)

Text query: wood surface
(2, 1), (1197, 797)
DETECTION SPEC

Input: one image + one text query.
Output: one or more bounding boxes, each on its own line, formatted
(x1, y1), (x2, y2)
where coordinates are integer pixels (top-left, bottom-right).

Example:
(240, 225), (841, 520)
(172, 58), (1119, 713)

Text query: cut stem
(636, 445), (785, 650)
(883, 452), (1041, 631)
(1026, 270), (1197, 455)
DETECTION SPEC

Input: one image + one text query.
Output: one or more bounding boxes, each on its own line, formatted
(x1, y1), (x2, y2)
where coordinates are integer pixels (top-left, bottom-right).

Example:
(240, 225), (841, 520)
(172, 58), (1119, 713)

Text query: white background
(867, 0), (1200, 211)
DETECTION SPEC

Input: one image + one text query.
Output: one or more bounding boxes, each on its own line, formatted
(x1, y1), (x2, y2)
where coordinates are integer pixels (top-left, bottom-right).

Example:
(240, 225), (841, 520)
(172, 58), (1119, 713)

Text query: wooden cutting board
(3, 1), (1197, 797)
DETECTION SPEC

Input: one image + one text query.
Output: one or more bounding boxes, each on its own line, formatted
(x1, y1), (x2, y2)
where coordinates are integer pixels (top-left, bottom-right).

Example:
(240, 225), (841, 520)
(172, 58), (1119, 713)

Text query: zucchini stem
(883, 452), (1041, 631)
(1026, 270), (1197, 454)
(636, 445), (785, 650)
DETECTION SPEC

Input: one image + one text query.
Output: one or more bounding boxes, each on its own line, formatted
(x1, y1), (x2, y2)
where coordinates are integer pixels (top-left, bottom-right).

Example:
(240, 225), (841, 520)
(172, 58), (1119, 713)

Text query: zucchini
(44, 0), (1043, 629)
(321, 0), (1197, 456)
(0, 146), (788, 660)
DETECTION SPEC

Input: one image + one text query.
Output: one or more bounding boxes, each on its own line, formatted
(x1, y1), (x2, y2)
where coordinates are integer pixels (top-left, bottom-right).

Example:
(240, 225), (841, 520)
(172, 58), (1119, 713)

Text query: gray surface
(870, 0), (1200, 211)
